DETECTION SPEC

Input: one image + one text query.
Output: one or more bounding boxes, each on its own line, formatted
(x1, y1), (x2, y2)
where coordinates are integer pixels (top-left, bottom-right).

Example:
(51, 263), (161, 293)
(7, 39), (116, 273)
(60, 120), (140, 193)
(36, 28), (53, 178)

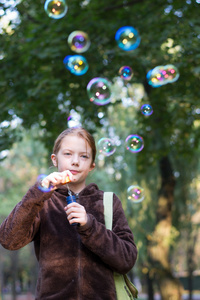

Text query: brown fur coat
(0, 183), (137, 299)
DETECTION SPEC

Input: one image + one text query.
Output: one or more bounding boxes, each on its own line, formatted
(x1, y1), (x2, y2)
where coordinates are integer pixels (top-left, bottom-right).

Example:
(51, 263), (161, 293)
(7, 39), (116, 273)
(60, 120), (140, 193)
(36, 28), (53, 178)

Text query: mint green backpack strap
(103, 192), (113, 230)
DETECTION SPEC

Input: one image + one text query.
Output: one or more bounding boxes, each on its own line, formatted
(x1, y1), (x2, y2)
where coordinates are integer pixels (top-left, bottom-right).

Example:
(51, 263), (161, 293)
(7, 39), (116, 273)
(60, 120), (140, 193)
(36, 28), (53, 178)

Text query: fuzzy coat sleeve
(0, 183), (53, 250)
(77, 193), (137, 274)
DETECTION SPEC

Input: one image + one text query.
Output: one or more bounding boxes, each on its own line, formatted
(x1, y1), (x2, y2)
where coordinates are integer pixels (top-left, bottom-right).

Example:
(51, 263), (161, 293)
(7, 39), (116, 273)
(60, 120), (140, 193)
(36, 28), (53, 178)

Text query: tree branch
(104, 0), (145, 11)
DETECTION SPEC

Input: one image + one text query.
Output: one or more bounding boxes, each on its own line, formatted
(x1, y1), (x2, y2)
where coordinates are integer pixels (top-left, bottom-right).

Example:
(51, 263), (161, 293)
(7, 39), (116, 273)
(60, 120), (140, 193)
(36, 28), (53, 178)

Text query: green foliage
(0, 126), (49, 218)
(1, 0), (200, 293)
(0, 0), (200, 155)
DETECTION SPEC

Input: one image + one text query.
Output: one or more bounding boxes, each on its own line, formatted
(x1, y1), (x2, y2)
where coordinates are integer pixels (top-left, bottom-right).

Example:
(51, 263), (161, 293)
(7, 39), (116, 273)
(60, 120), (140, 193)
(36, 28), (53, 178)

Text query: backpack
(103, 192), (138, 300)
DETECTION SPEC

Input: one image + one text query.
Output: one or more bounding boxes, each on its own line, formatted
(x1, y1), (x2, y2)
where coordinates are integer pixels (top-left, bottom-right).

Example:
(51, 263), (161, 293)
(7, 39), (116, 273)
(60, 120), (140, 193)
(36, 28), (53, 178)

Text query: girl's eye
(64, 153), (71, 156)
(81, 155), (89, 159)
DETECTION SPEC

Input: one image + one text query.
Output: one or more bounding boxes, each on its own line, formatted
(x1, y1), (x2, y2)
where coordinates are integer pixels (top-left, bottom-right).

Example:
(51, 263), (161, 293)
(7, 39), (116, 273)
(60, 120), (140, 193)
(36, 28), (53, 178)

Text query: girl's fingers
(42, 171), (74, 188)
(62, 170), (74, 183)
(64, 202), (80, 212)
(67, 213), (87, 226)
(65, 203), (88, 226)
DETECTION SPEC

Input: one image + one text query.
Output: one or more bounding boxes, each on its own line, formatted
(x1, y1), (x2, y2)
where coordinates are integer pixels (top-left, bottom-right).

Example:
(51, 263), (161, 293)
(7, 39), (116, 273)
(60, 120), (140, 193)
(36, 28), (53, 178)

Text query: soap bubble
(68, 31), (91, 53)
(147, 64), (180, 87)
(63, 55), (89, 75)
(127, 185), (145, 203)
(146, 67), (163, 87)
(98, 138), (116, 156)
(115, 26), (141, 51)
(44, 0), (68, 19)
(165, 64), (180, 82)
(141, 104), (153, 116)
(119, 66), (133, 80)
(87, 77), (112, 106)
(37, 174), (51, 192)
(125, 134), (144, 153)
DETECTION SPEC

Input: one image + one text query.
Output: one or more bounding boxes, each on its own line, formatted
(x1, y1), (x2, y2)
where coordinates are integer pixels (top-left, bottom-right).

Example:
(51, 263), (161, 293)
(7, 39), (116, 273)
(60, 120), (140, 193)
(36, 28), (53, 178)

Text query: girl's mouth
(70, 170), (79, 175)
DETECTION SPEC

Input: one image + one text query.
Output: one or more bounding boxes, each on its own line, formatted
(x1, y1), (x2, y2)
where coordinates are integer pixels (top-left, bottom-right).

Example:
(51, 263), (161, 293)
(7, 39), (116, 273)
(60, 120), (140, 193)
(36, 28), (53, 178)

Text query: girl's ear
(51, 154), (57, 167)
(89, 162), (95, 171)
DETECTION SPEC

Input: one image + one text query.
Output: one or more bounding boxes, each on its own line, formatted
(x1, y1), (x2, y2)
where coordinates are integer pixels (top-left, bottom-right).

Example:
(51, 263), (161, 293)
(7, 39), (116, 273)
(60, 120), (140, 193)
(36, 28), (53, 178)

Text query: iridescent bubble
(87, 77), (112, 106)
(115, 26), (141, 51)
(119, 66), (133, 80)
(127, 185), (145, 203)
(141, 104), (153, 116)
(98, 138), (116, 156)
(37, 174), (51, 192)
(146, 66), (165, 87)
(125, 134), (144, 153)
(44, 0), (68, 19)
(165, 64), (180, 83)
(147, 64), (180, 87)
(63, 55), (89, 75)
(68, 31), (91, 53)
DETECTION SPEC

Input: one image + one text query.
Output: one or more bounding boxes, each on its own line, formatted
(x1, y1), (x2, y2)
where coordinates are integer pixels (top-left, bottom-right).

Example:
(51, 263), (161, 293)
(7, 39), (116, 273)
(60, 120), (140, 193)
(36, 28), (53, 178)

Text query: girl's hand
(41, 170), (74, 191)
(64, 202), (88, 226)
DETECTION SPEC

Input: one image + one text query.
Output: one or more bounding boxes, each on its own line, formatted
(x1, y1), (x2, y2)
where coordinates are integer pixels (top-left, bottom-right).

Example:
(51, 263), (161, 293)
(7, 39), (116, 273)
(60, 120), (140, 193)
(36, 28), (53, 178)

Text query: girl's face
(51, 134), (95, 189)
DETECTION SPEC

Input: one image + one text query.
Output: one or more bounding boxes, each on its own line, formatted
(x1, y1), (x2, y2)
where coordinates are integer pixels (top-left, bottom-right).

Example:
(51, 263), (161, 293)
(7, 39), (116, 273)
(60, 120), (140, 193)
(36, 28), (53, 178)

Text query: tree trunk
(0, 254), (3, 300)
(188, 272), (193, 300)
(10, 250), (19, 300)
(148, 156), (184, 300)
(187, 229), (198, 300)
(146, 270), (154, 300)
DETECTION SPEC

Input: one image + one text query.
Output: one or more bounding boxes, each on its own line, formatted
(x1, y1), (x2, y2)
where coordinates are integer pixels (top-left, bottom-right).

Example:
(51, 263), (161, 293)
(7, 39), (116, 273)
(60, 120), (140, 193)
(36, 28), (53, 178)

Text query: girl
(0, 127), (137, 300)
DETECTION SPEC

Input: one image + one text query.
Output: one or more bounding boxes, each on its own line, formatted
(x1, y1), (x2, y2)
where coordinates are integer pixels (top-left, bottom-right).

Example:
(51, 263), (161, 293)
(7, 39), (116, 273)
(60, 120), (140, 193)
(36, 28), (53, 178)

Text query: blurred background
(0, 0), (200, 299)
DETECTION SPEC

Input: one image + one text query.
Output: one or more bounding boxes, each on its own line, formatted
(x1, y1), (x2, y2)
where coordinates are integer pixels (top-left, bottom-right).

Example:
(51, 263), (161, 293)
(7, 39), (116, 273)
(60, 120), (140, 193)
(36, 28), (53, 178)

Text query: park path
(2, 292), (200, 300)
(2, 294), (34, 300)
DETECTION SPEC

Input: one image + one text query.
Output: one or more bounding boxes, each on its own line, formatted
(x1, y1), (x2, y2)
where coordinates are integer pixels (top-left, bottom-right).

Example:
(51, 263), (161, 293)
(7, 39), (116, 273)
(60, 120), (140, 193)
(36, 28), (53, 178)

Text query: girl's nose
(71, 154), (79, 165)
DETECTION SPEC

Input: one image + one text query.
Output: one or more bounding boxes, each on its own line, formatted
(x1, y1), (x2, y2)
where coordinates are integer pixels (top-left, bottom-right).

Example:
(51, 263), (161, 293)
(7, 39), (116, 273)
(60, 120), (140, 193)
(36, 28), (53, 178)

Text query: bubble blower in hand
(37, 174), (71, 192)
(66, 185), (79, 226)
(37, 172), (78, 225)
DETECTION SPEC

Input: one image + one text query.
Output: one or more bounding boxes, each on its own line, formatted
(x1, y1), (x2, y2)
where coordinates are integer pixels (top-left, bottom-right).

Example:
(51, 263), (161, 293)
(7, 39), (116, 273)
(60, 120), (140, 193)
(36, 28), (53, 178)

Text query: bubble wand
(66, 184), (78, 226)
(38, 175), (71, 192)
